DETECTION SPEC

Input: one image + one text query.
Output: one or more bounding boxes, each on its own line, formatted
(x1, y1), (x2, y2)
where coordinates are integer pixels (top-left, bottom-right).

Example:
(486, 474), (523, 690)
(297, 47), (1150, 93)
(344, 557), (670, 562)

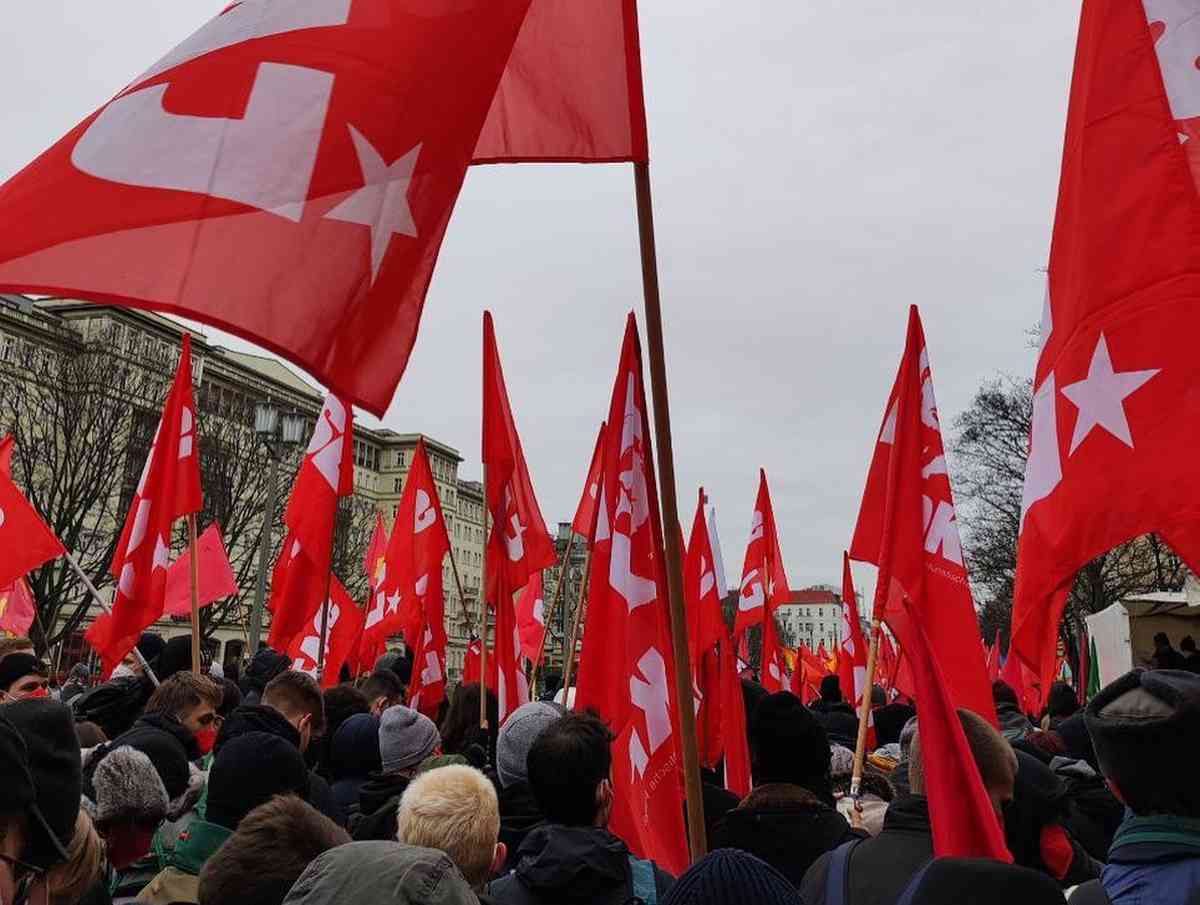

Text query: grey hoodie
(282, 841), (478, 905)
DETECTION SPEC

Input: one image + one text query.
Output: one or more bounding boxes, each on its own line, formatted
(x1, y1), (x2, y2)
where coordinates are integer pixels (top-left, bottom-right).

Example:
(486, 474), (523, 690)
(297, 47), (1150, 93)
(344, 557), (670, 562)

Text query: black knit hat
(0, 653), (46, 693)
(749, 692), (831, 801)
(819, 675), (843, 702)
(156, 636), (194, 682)
(137, 632), (166, 667)
(1, 700), (81, 868)
(207, 731), (310, 830)
(662, 849), (801, 905)
(1085, 668), (1200, 814)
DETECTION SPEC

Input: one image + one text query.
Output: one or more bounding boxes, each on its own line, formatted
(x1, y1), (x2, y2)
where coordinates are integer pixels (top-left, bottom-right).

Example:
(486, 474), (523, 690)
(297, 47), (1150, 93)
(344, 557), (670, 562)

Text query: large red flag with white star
(1012, 0), (1200, 691)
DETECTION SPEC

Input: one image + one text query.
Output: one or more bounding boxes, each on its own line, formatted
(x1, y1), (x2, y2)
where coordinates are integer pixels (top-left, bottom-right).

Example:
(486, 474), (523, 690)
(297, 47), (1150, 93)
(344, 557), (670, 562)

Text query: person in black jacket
(238, 647), (290, 706)
(800, 708), (1018, 905)
(352, 704), (441, 840)
(493, 701), (563, 872)
(70, 632), (165, 739)
(486, 711), (674, 905)
(712, 692), (860, 887)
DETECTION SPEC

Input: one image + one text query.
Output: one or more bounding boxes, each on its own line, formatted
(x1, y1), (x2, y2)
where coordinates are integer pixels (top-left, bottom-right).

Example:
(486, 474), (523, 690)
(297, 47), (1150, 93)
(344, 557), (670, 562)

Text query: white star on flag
(1060, 333), (1160, 454)
(325, 125), (420, 284)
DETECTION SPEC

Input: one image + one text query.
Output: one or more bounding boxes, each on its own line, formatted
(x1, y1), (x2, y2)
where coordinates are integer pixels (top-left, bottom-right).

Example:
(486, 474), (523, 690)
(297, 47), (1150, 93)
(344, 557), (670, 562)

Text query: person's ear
(595, 778), (614, 826)
(490, 842), (507, 875)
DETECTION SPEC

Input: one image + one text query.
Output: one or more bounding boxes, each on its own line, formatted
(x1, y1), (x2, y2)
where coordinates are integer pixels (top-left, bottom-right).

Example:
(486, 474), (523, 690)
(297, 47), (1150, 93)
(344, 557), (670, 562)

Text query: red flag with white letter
(1012, 0), (1200, 692)
(573, 314), (687, 876)
(87, 337), (200, 674)
(472, 0), (648, 164)
(516, 572), (547, 664)
(734, 471), (791, 692)
(838, 552), (869, 705)
(851, 306), (1008, 860)
(685, 489), (725, 769)
(0, 1), (534, 415)
(463, 637), (498, 687)
(268, 394), (354, 652)
(571, 424), (607, 541)
(287, 575), (364, 689)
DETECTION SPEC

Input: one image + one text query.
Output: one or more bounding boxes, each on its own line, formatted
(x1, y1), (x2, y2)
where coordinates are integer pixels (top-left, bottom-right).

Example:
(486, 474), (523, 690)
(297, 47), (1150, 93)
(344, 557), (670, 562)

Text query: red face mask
(194, 724), (217, 756)
(105, 824), (157, 870)
(25, 686), (49, 700)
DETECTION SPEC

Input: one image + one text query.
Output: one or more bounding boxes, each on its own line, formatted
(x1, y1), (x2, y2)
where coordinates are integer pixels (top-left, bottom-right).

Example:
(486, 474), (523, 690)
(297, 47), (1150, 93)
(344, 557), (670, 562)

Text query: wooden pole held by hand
(850, 622), (882, 798)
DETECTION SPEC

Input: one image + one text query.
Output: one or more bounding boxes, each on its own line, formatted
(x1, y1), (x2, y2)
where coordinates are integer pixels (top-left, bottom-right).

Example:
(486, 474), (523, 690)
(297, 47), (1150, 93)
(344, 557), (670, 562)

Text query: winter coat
(137, 819), (232, 905)
(350, 772), (411, 841)
(487, 825), (673, 905)
(497, 782), (544, 874)
(711, 782), (862, 888)
(283, 841), (479, 905)
(997, 701), (1035, 742)
(328, 714), (381, 825)
(1068, 815), (1200, 905)
(85, 713), (200, 804)
(1050, 756), (1125, 862)
(800, 794), (935, 905)
(238, 648), (291, 705)
(71, 674), (154, 740)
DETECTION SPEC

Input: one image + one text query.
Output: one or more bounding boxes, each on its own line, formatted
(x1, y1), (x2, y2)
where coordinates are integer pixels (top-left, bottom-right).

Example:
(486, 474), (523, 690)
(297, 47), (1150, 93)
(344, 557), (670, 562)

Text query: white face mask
(110, 664), (137, 681)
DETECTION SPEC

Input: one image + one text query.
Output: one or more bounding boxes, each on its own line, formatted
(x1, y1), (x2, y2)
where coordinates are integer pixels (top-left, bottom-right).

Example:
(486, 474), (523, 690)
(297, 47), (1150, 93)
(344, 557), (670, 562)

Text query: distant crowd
(1, 631), (1197, 905)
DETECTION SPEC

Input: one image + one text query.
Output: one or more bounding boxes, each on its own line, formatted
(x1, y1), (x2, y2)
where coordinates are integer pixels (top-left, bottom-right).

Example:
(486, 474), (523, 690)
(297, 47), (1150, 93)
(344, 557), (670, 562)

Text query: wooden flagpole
(479, 464), (489, 729)
(531, 532), (576, 689)
(186, 514), (202, 674)
(65, 553), (160, 686)
(560, 550), (591, 700)
(850, 621), (882, 798)
(633, 161), (707, 862)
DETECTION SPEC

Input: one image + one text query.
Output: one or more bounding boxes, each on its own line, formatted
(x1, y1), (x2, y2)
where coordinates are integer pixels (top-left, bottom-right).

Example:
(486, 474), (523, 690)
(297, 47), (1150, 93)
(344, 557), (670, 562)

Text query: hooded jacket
(1068, 815), (1200, 905)
(329, 714), (382, 823)
(71, 674), (155, 740)
(487, 825), (673, 905)
(283, 841), (478, 905)
(997, 701), (1035, 742)
(350, 771), (411, 841)
(800, 794), (935, 905)
(711, 783), (861, 887)
(497, 782), (544, 874)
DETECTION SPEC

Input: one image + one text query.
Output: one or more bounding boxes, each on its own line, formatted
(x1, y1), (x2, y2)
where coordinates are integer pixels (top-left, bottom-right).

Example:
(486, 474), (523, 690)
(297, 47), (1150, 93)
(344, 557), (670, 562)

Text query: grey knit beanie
(379, 705), (440, 774)
(497, 701), (563, 789)
(89, 746), (169, 826)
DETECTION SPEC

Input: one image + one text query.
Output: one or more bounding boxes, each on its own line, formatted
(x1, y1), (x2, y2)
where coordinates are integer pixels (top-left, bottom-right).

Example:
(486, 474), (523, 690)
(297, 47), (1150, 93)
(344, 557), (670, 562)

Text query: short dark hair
(1045, 682), (1079, 720)
(144, 673), (221, 721)
(1182, 636), (1197, 654)
(263, 672), (326, 736)
(198, 795), (349, 905)
(527, 710), (613, 826)
(749, 692), (832, 801)
(819, 675), (842, 703)
(992, 679), (1019, 709)
(359, 670), (404, 706)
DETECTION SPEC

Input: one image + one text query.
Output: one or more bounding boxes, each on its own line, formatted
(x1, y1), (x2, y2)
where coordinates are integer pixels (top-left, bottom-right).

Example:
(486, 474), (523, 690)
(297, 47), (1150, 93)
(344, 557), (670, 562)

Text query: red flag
(1012, 0), (1200, 693)
(87, 336), (200, 673)
(364, 513), (388, 591)
(408, 617), (449, 721)
(573, 314), (687, 876)
(851, 306), (1008, 861)
(472, 0), (648, 164)
(163, 523), (238, 617)
(0, 436), (13, 478)
(685, 489), (725, 770)
(0, 3), (535, 416)
(286, 575), (365, 689)
(1001, 647), (1042, 718)
(268, 394), (354, 651)
(571, 423), (607, 540)
(493, 564), (530, 723)
(516, 572), (547, 665)
(0, 470), (65, 591)
(462, 638), (497, 687)
(734, 471), (791, 693)
(347, 512), (389, 676)
(985, 631), (1002, 682)
(482, 312), (556, 595)
(837, 552), (869, 705)
(0, 578), (37, 638)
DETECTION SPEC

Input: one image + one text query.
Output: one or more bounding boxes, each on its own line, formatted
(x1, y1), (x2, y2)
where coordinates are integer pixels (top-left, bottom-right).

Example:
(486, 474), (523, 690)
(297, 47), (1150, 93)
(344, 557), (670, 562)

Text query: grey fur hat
(86, 745), (169, 826)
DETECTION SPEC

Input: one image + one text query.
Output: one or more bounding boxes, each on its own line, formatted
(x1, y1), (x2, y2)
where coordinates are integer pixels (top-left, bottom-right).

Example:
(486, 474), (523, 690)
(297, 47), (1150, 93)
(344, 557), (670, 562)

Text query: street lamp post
(248, 402), (306, 653)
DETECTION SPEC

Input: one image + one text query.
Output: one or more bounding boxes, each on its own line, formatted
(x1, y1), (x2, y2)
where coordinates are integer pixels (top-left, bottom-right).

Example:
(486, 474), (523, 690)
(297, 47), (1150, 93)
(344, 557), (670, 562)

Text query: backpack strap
(893, 860), (937, 905)
(823, 838), (864, 905)
(628, 856), (657, 905)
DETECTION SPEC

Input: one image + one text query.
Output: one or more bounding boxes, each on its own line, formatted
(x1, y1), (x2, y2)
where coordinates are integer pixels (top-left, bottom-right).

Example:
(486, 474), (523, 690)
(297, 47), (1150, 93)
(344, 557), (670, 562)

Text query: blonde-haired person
(395, 765), (505, 889)
(46, 811), (105, 905)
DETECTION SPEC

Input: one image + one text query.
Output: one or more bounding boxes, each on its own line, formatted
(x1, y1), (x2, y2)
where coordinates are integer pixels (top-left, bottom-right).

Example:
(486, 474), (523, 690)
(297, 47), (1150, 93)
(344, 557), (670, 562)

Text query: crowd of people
(1, 632), (1198, 905)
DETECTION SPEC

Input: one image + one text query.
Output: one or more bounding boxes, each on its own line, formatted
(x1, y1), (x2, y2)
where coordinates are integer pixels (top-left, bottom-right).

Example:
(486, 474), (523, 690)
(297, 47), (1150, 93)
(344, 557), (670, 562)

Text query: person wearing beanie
(71, 632), (165, 739)
(487, 711), (674, 905)
(712, 692), (859, 886)
(329, 713), (382, 826)
(86, 745), (170, 885)
(802, 708), (1017, 905)
(492, 702), (563, 872)
(238, 647), (291, 706)
(0, 653), (49, 701)
(352, 705), (441, 841)
(138, 731), (311, 905)
(1068, 669), (1200, 905)
(662, 849), (802, 905)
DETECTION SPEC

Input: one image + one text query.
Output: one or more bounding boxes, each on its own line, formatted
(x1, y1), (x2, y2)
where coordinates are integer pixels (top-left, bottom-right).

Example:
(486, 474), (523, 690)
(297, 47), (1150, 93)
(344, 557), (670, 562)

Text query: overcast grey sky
(0, 3), (1078, 597)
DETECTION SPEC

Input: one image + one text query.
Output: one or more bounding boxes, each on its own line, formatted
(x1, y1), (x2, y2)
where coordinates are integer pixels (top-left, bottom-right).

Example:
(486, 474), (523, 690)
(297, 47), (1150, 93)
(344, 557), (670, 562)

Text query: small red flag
(364, 513), (388, 591)
(985, 630), (1002, 682)
(685, 489), (726, 770)
(87, 337), (200, 674)
(472, 0), (648, 164)
(268, 394), (354, 652)
(837, 552), (869, 705)
(734, 470), (791, 693)
(463, 637), (498, 688)
(571, 423), (607, 541)
(0, 436), (13, 478)
(286, 576), (365, 689)
(851, 306), (1008, 861)
(0, 578), (37, 638)
(163, 523), (238, 617)
(516, 572), (547, 665)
